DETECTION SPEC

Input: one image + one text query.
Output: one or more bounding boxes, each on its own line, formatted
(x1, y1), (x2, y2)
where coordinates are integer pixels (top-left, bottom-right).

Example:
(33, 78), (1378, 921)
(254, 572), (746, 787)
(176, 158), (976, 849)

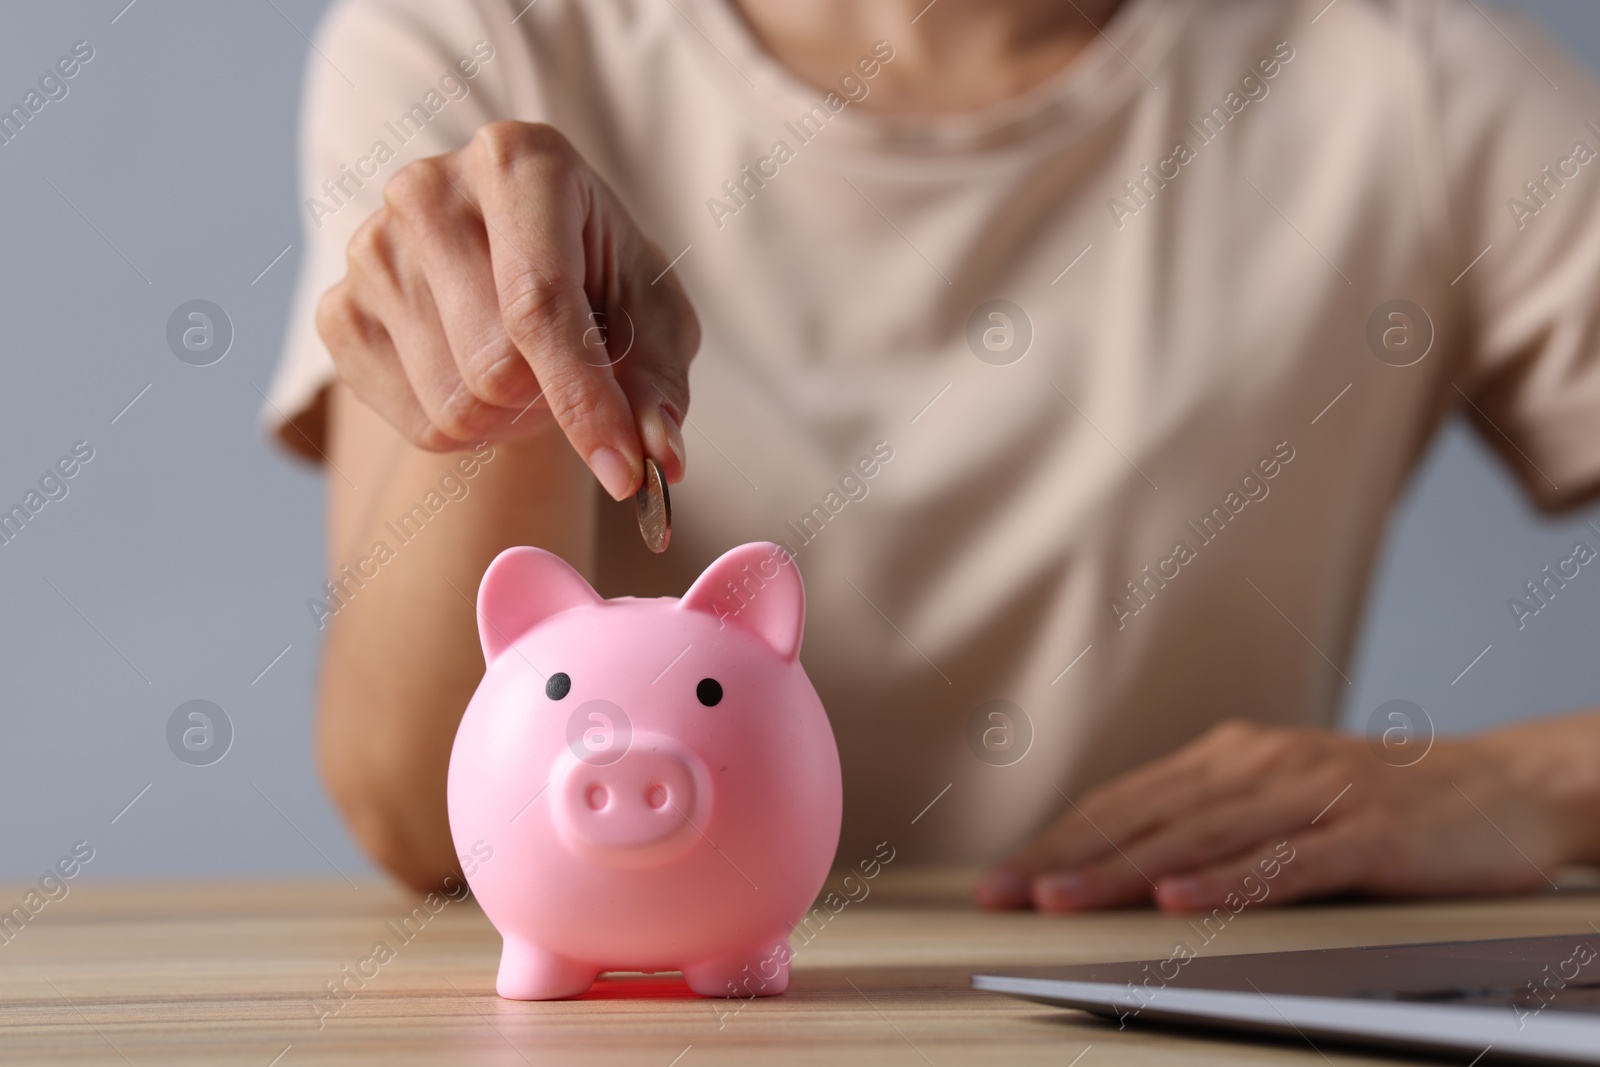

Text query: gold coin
(634, 457), (671, 554)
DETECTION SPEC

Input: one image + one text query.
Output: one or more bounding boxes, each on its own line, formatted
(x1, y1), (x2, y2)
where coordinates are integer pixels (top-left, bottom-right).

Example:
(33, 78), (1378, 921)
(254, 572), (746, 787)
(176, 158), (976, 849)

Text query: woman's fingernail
(974, 868), (1031, 909)
(587, 446), (638, 501)
(1034, 872), (1092, 909)
(659, 403), (687, 477)
(1157, 877), (1206, 909)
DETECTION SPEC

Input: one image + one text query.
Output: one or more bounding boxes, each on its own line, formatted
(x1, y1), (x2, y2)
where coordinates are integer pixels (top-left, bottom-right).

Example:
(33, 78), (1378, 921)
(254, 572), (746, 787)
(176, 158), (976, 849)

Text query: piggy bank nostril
(586, 784), (609, 811)
(645, 784), (669, 810)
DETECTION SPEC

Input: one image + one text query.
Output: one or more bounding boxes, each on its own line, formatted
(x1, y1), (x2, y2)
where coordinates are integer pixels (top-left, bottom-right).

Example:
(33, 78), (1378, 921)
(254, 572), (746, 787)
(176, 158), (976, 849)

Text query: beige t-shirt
(268, 0), (1600, 864)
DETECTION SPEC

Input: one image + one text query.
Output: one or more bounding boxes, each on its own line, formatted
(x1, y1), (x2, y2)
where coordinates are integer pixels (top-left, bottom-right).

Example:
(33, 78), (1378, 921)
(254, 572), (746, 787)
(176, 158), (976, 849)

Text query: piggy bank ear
(477, 546), (602, 664)
(679, 542), (805, 661)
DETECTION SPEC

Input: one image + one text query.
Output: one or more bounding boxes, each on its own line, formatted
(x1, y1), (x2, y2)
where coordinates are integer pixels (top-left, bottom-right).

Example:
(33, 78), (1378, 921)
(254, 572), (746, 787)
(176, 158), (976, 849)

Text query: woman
(268, 0), (1600, 909)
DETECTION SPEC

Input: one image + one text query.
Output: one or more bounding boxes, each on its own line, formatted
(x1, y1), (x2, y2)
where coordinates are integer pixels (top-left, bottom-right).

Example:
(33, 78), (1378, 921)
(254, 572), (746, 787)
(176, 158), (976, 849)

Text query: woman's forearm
(318, 384), (597, 890)
(1479, 708), (1600, 871)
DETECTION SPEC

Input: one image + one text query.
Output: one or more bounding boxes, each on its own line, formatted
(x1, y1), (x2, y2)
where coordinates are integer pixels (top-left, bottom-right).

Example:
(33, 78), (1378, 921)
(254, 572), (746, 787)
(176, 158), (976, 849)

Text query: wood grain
(2, 868), (1597, 1066)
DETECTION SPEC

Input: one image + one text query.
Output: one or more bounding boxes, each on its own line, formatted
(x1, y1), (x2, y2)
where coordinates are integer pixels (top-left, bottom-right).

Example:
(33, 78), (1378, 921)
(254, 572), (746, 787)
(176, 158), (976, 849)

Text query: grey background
(1, 0), (1597, 881)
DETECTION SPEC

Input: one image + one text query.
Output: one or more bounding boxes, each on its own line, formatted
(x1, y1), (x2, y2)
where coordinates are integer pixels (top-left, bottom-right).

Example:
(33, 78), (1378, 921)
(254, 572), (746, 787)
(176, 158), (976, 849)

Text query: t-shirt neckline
(680, 0), (1193, 158)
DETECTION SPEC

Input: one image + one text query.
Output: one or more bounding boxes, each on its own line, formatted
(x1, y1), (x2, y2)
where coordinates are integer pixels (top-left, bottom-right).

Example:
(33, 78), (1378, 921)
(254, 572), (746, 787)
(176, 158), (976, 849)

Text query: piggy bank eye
(696, 678), (722, 707)
(545, 673), (571, 701)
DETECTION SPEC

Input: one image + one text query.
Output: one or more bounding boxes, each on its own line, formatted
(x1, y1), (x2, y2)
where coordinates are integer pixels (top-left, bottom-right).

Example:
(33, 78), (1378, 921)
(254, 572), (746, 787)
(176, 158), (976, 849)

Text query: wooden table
(5, 868), (1598, 1066)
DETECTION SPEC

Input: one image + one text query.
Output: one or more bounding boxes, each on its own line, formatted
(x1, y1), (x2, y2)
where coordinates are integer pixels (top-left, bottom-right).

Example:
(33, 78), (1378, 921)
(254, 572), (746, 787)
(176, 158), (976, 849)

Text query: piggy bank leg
(682, 935), (792, 998)
(496, 936), (597, 1000)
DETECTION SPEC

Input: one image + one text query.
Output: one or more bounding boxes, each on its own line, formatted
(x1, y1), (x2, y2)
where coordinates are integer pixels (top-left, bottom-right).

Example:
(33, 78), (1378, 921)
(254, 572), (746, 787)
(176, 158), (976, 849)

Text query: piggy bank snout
(554, 738), (708, 860)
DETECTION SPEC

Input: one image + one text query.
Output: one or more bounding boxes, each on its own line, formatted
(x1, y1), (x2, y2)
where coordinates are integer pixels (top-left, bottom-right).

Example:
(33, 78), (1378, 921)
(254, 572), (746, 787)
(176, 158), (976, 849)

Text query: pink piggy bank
(447, 541), (842, 1000)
